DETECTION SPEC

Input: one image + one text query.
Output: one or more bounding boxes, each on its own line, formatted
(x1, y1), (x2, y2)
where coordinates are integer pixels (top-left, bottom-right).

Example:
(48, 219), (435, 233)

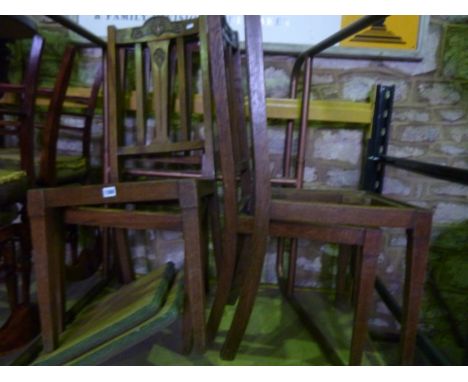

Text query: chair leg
(67, 225), (80, 265)
(19, 217), (32, 305)
(179, 180), (207, 353)
(349, 230), (380, 365)
(276, 237), (287, 280)
(206, 215), (239, 344)
(201, 201), (211, 295)
(28, 191), (65, 353)
(335, 244), (352, 306)
(400, 213), (432, 365)
(114, 228), (135, 284)
(101, 227), (112, 278)
(181, 274), (193, 354)
(227, 234), (252, 304)
(220, 228), (269, 360)
(208, 192), (222, 276)
(286, 238), (298, 297)
(3, 241), (18, 309)
(351, 246), (362, 307)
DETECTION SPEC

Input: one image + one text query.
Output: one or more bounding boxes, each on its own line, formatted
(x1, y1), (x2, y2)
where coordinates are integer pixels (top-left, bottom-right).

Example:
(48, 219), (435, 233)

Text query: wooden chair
(0, 43), (103, 187)
(0, 34), (44, 183)
(0, 43), (104, 282)
(0, 32), (44, 355)
(36, 44), (103, 187)
(206, 16), (432, 365)
(36, 44), (104, 280)
(0, 170), (40, 356)
(203, 15), (379, 366)
(27, 15), (230, 361)
(273, 17), (433, 365)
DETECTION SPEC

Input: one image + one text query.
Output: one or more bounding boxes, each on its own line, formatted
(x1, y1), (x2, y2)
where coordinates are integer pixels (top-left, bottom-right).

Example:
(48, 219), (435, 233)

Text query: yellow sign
(340, 16), (420, 50)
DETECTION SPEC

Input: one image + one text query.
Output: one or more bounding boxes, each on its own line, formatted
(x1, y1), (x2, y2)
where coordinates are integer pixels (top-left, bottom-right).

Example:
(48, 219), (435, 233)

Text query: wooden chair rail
(64, 207), (183, 231)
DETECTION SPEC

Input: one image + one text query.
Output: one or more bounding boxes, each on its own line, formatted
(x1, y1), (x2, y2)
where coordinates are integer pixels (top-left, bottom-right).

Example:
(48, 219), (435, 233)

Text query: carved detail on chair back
(107, 16), (238, 182)
(116, 16), (198, 44)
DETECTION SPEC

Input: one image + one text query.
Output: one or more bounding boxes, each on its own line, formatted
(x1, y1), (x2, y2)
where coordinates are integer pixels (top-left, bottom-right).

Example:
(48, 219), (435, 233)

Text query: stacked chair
(35, 44), (103, 188)
(0, 32), (44, 355)
(0, 32), (103, 355)
(206, 16), (433, 365)
(25, 15), (433, 366)
(28, 15), (234, 365)
(274, 17), (433, 365)
(0, 44), (103, 188)
(0, 44), (104, 283)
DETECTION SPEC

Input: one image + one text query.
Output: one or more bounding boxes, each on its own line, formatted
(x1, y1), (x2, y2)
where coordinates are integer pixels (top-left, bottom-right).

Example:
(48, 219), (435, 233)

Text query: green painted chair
(32, 261), (183, 365)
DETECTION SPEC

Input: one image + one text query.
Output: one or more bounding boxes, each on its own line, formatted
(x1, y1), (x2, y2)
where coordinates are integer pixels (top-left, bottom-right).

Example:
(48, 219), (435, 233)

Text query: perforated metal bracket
(361, 84), (395, 194)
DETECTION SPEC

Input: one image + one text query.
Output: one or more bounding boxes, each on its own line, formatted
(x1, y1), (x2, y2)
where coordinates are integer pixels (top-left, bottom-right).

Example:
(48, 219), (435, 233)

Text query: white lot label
(102, 186), (117, 198)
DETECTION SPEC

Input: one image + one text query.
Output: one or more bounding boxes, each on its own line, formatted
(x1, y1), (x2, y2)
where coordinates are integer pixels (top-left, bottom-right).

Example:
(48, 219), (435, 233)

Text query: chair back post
(106, 25), (121, 183)
(206, 14), (238, 230)
(20, 34), (44, 184)
(282, 15), (389, 189)
(198, 16), (216, 179)
(81, 58), (104, 162)
(204, 16), (241, 340)
(38, 45), (77, 186)
(295, 56), (313, 188)
(245, 16), (271, 211)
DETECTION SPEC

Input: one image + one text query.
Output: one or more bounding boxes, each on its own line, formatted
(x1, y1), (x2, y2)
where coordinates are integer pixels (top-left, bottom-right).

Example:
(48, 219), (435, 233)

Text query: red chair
(0, 26), (44, 355)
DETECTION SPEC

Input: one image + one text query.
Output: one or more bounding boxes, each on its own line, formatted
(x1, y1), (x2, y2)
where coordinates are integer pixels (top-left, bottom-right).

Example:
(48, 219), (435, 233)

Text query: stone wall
(261, 16), (468, 330)
(31, 16), (468, 331)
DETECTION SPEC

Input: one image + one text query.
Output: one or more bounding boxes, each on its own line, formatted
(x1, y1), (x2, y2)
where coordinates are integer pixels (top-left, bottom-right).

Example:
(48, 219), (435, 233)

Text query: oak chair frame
(27, 16), (232, 355)
(205, 16), (390, 365)
(273, 17), (433, 365)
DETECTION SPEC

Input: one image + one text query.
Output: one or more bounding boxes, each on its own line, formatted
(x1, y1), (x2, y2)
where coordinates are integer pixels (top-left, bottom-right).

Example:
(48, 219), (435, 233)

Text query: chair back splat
(106, 17), (216, 183)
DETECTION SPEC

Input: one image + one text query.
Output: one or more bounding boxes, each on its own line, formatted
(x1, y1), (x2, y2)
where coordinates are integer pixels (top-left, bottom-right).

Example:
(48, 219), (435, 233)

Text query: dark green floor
(0, 281), (426, 366)
(102, 286), (393, 366)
